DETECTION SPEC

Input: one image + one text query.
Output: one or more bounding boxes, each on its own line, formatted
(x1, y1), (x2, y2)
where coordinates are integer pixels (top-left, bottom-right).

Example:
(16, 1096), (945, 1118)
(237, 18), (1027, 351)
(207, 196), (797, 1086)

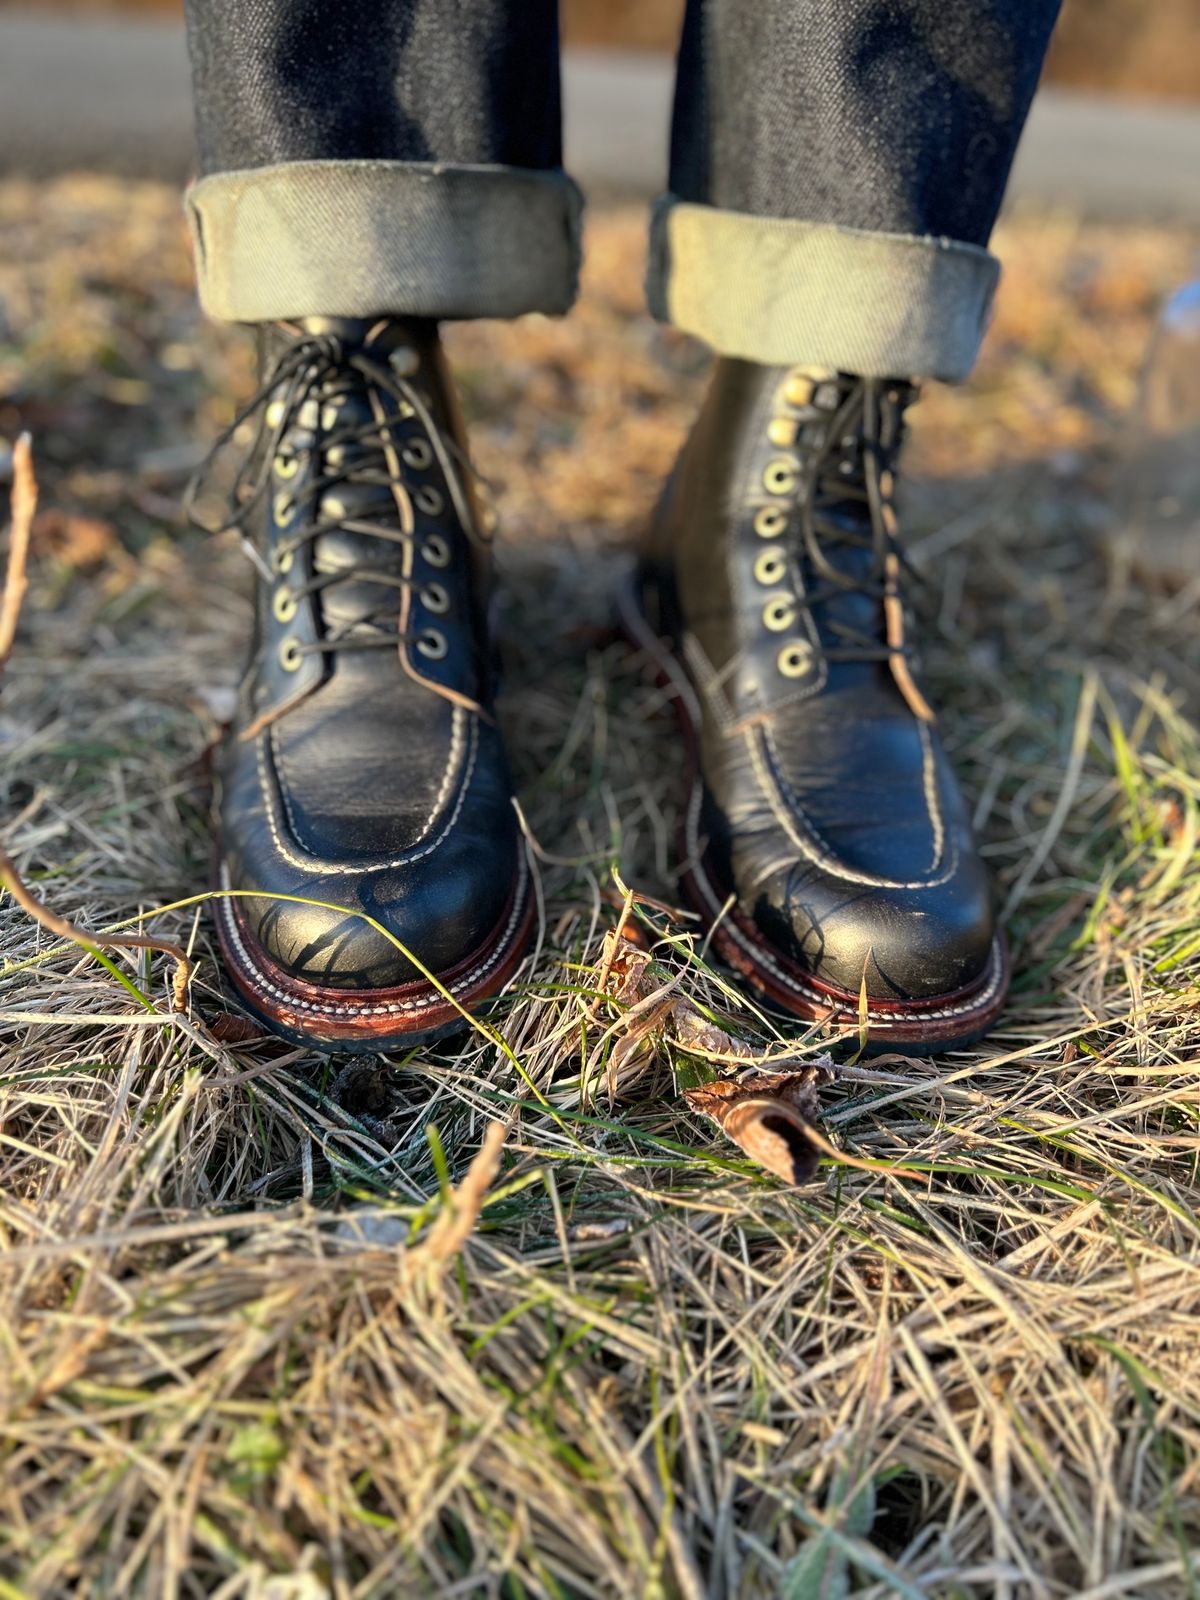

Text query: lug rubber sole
(618, 573), (1010, 1050)
(213, 852), (535, 1053)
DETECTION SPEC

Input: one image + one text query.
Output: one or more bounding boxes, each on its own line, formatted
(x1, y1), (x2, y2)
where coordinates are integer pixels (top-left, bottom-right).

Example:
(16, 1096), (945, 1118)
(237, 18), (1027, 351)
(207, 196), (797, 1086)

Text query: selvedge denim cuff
(647, 196), (1000, 382)
(186, 159), (584, 324)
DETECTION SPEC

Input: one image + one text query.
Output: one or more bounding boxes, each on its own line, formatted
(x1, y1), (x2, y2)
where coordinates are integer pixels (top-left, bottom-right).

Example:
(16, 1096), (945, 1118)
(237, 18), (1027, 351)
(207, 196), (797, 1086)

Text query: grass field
(2, 177), (1200, 1598)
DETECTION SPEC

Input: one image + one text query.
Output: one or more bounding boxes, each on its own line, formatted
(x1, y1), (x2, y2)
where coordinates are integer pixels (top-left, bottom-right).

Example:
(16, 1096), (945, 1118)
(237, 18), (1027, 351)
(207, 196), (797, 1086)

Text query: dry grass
(2, 177), (1200, 1598)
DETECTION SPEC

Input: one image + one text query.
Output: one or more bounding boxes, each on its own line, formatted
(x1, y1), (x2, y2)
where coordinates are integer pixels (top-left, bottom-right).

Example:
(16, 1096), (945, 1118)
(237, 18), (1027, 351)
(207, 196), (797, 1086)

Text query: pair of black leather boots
(208, 318), (1006, 1053)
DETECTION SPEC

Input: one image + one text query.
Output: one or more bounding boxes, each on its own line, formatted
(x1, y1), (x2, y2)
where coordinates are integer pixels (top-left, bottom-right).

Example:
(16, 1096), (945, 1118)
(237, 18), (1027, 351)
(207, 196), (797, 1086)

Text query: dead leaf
(594, 931), (838, 1183)
(685, 1069), (833, 1185)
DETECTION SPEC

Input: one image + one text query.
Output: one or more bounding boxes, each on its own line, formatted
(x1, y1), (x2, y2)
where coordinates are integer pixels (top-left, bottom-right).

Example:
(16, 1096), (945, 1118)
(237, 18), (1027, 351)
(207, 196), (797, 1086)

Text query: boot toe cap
(757, 860), (997, 1003)
(220, 824), (523, 994)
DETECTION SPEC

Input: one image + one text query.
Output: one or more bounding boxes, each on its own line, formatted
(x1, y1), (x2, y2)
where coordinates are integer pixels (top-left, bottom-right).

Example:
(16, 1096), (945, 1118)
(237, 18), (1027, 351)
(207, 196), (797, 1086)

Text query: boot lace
(185, 328), (478, 662)
(759, 374), (934, 721)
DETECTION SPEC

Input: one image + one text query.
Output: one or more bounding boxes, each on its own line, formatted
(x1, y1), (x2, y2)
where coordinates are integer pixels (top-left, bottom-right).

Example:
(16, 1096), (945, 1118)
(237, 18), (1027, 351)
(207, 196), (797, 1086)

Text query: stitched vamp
(266, 695), (471, 864)
(747, 719), (950, 890)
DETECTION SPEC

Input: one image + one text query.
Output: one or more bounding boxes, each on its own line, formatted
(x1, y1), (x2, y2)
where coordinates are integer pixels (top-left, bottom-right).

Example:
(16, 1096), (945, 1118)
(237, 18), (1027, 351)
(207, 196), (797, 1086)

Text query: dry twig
(0, 431), (36, 669)
(0, 433), (193, 1010)
(0, 842), (194, 1011)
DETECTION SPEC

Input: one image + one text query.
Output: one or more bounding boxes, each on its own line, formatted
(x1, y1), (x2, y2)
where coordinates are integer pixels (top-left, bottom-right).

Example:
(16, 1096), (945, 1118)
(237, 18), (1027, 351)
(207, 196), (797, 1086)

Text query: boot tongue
(801, 380), (910, 653)
(292, 321), (419, 635)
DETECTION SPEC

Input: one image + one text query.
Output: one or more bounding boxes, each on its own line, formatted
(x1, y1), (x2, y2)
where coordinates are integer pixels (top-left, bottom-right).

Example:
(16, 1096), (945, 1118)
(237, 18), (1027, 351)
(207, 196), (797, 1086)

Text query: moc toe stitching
(256, 708), (478, 873)
(644, 360), (1005, 1040)
(201, 317), (533, 1043)
(750, 723), (959, 893)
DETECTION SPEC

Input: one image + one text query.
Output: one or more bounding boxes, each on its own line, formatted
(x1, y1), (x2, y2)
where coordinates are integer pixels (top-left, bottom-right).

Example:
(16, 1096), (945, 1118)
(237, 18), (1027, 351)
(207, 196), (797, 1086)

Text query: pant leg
(649, 0), (1061, 381)
(183, 0), (581, 325)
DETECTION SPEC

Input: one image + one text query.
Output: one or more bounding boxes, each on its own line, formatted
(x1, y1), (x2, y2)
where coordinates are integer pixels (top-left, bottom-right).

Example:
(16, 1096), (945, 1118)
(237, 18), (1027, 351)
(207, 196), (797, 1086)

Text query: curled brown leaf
(685, 1069), (834, 1185)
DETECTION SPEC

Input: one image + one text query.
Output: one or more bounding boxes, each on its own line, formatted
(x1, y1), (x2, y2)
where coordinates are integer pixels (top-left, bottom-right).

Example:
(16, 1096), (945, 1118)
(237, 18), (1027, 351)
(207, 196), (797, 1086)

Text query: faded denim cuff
(186, 159), (584, 325)
(647, 196), (1000, 382)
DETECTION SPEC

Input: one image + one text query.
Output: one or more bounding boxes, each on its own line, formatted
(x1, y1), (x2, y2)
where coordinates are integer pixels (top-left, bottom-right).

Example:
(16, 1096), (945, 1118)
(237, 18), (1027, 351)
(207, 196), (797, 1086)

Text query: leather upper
(655, 359), (996, 1002)
(213, 318), (522, 990)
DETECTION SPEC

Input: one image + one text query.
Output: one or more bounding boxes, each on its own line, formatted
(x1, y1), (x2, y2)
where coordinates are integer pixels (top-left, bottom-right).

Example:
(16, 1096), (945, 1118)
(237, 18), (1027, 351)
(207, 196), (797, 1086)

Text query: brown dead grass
(2, 178), (1200, 1597)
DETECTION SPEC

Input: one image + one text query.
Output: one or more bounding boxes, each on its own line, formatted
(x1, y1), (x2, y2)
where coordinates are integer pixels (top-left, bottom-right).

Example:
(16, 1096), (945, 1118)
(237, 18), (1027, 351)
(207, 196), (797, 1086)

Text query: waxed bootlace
(784, 375), (933, 721)
(185, 329), (479, 659)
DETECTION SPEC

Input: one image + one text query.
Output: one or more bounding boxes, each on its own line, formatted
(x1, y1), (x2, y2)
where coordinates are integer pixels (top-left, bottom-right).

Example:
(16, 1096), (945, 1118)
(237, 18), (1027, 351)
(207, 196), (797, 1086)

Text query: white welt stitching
(217, 850), (529, 1018)
(683, 803), (1003, 1023)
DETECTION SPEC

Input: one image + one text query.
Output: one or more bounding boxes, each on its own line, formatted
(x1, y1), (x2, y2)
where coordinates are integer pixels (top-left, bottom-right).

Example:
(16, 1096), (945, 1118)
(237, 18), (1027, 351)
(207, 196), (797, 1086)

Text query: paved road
(2, 11), (1199, 221)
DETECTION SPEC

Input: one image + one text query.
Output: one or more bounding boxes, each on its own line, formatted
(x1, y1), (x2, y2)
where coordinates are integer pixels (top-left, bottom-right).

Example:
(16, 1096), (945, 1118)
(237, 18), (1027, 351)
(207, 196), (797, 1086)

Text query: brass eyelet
(754, 549), (787, 586)
(278, 637), (303, 672)
(767, 417), (798, 449)
(272, 588), (298, 624)
(754, 504), (788, 539)
(783, 374), (815, 408)
(415, 484), (444, 516)
(273, 454), (300, 480)
(271, 545), (294, 575)
(272, 492), (294, 524)
(389, 346), (420, 378)
(763, 459), (797, 496)
(265, 399), (286, 429)
(421, 533), (450, 569)
(777, 641), (812, 679)
(421, 582), (450, 615)
(416, 628), (448, 661)
(402, 438), (433, 471)
(763, 597), (797, 633)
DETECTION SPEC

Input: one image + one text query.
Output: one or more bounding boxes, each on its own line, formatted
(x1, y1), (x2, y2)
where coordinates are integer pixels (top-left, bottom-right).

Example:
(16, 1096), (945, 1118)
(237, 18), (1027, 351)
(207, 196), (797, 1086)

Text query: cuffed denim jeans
(183, 0), (1060, 382)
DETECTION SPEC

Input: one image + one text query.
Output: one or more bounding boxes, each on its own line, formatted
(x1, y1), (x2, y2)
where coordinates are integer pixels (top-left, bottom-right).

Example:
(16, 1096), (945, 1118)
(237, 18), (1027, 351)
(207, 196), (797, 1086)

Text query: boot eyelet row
(278, 637), (303, 672)
(272, 588), (298, 624)
(763, 459), (797, 496)
(763, 597), (797, 632)
(389, 346), (419, 379)
(783, 373), (815, 409)
(422, 533), (451, 568)
(777, 641), (812, 679)
(273, 454), (300, 481)
(754, 504), (787, 538)
(402, 438), (433, 471)
(754, 549), (787, 586)
(417, 628), (447, 661)
(271, 545), (294, 575)
(273, 492), (294, 523)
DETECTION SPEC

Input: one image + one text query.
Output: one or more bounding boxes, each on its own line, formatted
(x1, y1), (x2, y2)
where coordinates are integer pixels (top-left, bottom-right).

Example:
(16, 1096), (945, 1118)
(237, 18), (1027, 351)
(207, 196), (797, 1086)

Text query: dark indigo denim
(184, 0), (564, 176)
(184, 0), (1060, 246)
(670, 0), (1062, 245)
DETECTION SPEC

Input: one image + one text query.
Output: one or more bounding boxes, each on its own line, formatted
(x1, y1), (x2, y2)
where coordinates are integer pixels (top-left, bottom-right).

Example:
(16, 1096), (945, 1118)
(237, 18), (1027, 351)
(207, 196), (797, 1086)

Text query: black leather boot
(627, 361), (1006, 1048)
(198, 318), (533, 1049)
